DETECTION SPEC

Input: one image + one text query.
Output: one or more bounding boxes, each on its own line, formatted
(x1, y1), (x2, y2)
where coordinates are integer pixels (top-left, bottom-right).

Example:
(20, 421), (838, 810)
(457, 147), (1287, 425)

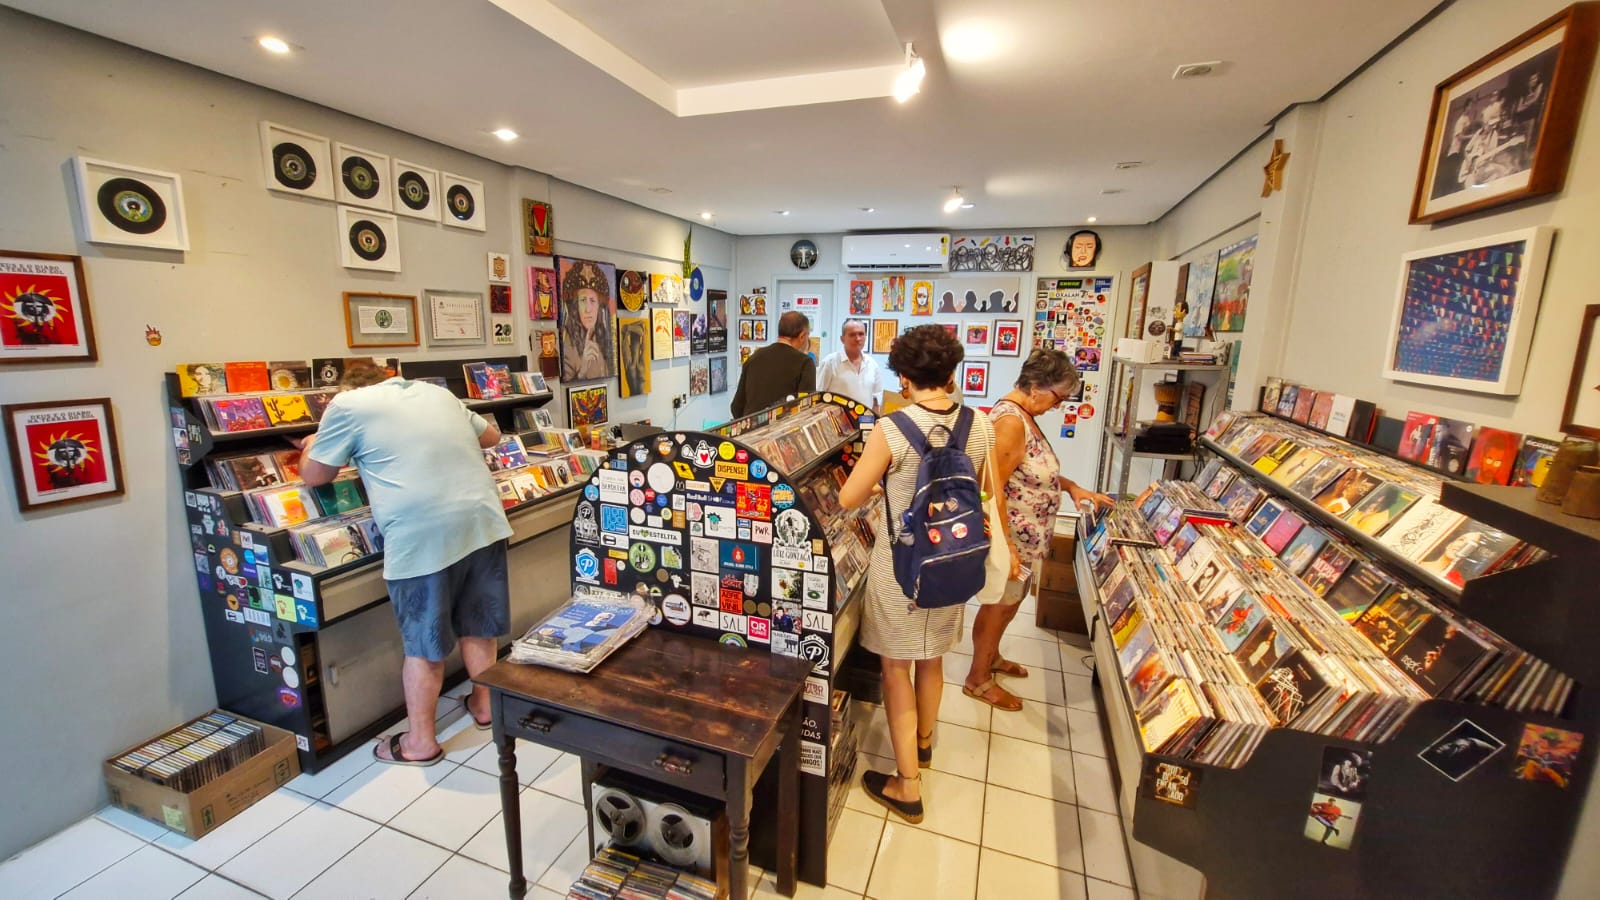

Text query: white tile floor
(0, 605), (1137, 899)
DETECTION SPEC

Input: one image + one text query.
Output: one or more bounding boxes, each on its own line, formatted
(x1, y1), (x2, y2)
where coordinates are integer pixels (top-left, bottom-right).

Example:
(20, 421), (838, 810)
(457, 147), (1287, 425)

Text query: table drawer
(500, 695), (727, 798)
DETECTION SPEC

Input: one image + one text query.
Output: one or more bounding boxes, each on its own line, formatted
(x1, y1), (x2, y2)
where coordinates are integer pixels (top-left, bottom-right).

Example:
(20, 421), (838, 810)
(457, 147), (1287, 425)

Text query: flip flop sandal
(861, 770), (924, 824)
(462, 695), (492, 731)
(963, 677), (1023, 712)
(992, 658), (1030, 679)
(374, 733), (444, 767)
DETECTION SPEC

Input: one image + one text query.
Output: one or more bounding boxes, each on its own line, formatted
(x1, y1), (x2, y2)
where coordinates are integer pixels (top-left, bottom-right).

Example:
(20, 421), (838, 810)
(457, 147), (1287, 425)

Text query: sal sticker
(803, 610), (834, 633)
(720, 611), (748, 634)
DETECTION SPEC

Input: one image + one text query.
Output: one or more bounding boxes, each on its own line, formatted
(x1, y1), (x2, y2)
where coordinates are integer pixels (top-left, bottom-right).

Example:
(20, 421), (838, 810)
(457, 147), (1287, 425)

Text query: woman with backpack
(965, 349), (1113, 711)
(838, 324), (994, 823)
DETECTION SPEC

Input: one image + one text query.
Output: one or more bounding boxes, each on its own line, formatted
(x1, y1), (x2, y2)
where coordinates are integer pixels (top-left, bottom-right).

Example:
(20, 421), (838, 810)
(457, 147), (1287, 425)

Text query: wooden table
(476, 629), (812, 899)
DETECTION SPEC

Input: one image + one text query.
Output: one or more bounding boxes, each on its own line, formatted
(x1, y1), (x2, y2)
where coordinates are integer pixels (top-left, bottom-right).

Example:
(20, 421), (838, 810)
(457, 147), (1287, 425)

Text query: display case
(170, 355), (583, 773)
(1076, 413), (1594, 899)
(565, 391), (874, 887)
(1097, 357), (1229, 497)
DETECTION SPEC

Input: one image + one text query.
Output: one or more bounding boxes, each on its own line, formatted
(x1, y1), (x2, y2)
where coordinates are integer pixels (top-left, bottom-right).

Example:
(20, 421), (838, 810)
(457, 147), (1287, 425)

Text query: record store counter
(477, 628), (811, 899)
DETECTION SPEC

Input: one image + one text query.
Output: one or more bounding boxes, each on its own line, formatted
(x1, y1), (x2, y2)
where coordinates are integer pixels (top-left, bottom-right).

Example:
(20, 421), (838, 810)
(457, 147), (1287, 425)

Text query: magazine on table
(508, 590), (650, 672)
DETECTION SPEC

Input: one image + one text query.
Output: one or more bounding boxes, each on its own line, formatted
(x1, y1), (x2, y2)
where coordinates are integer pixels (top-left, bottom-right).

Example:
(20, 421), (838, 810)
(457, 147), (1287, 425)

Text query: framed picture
(261, 121), (333, 201)
(523, 199), (554, 255)
(337, 206), (401, 272)
(343, 292), (418, 348)
(4, 397), (124, 512)
(567, 384), (609, 430)
(1125, 263), (1152, 338)
(1, 250), (97, 364)
(557, 257), (619, 381)
(753, 319), (768, 342)
(689, 357), (710, 397)
(652, 308), (674, 360)
(1561, 304), (1600, 439)
(491, 314), (514, 346)
(489, 284), (512, 315)
(1410, 4), (1600, 224)
(962, 361), (990, 398)
(618, 270), (649, 312)
(72, 157), (190, 251)
(1210, 236), (1257, 333)
(1383, 226), (1554, 395)
(963, 320), (991, 357)
(426, 290), (485, 345)
(439, 172), (486, 231)
(390, 159), (439, 221)
(1182, 251), (1219, 339)
(529, 267), (557, 320)
(616, 316), (651, 398)
(872, 319), (899, 355)
(993, 319), (1023, 357)
(710, 356), (728, 394)
(332, 142), (392, 211)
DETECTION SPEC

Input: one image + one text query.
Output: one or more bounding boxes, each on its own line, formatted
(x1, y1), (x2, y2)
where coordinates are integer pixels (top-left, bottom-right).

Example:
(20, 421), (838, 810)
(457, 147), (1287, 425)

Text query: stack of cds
(567, 847), (717, 900)
(108, 712), (266, 792)
(289, 511), (383, 567)
(743, 402), (857, 475)
(491, 444), (607, 509)
(509, 593), (651, 673)
(795, 459), (878, 600)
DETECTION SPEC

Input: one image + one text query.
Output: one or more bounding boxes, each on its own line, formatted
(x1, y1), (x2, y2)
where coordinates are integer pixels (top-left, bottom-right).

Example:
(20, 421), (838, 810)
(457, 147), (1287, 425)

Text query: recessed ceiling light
(960, 203), (975, 209)
(1086, 216), (1098, 223)
(491, 128), (519, 142)
(775, 210), (790, 216)
(1114, 161), (1143, 170)
(257, 35), (291, 55)
(648, 187), (673, 194)
(700, 212), (713, 220)
(1173, 61), (1223, 79)
(1099, 188), (1125, 195)
(861, 207), (875, 213)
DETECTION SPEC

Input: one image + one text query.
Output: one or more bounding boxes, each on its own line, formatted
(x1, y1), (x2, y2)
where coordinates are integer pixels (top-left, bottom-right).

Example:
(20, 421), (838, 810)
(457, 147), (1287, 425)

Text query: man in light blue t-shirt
(300, 364), (512, 766)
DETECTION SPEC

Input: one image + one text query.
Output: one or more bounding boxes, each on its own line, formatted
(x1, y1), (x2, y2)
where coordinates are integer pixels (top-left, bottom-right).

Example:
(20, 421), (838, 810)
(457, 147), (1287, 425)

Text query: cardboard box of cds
(103, 710), (300, 839)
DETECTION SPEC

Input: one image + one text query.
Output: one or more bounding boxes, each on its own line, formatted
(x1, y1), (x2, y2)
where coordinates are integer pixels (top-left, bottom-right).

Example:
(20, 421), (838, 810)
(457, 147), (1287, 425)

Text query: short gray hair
(1015, 348), (1080, 395)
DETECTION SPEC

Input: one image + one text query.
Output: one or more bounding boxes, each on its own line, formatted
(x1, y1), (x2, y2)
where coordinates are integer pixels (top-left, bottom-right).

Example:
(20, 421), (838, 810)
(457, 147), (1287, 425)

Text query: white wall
(0, 9), (729, 858)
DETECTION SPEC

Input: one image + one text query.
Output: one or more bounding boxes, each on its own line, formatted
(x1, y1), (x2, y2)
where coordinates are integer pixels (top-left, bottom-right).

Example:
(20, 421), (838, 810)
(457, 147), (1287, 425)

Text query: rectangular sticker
(629, 525), (683, 545)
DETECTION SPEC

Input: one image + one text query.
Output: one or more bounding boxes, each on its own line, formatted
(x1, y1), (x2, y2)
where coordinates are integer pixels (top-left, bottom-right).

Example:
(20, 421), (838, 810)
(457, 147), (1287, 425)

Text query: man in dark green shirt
(731, 311), (816, 418)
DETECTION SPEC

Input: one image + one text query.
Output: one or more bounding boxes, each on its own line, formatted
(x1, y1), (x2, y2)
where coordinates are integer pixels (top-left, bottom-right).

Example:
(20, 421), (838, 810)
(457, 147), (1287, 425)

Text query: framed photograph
(337, 206), (401, 272)
(872, 319), (898, 355)
(72, 157), (190, 251)
(963, 320), (991, 357)
(343, 292), (418, 348)
(992, 319), (1023, 357)
(567, 384), (609, 430)
(426, 289), (485, 345)
(390, 159), (439, 221)
(1, 250), (97, 364)
(962, 361), (990, 398)
(1125, 263), (1151, 338)
(261, 121), (333, 201)
(1561, 305), (1600, 439)
(1411, 4), (1600, 224)
(4, 398), (124, 512)
(524, 199), (553, 255)
(1384, 226), (1553, 395)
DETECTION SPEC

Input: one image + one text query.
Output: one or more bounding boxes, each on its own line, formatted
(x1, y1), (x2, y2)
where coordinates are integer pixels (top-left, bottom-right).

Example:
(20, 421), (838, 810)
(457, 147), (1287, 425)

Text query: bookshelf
(566, 391), (873, 888)
(1076, 435), (1594, 898)
(168, 355), (577, 774)
(1098, 357), (1229, 497)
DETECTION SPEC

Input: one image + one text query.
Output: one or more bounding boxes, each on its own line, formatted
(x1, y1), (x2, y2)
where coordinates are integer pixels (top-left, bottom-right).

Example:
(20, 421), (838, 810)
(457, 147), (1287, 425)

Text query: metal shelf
(1110, 356), (1232, 371)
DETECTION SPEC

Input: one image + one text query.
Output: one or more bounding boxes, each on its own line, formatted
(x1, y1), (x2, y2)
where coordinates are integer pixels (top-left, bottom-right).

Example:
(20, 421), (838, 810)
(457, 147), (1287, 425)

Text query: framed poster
(1125, 263), (1152, 338)
(1383, 226), (1553, 395)
(1561, 304), (1600, 439)
(426, 290), (485, 344)
(962, 361), (990, 398)
(0, 250), (97, 364)
(72, 157), (190, 251)
(872, 319), (899, 355)
(1410, 4), (1600, 224)
(567, 384), (609, 429)
(1209, 237), (1257, 333)
(1181, 252), (1219, 339)
(707, 289), (728, 353)
(523, 199), (553, 255)
(963, 321), (992, 357)
(652, 308), (674, 360)
(617, 316), (651, 398)
(993, 319), (1023, 357)
(529, 267), (557, 320)
(949, 234), (1034, 272)
(5, 398), (124, 512)
(343, 291), (418, 348)
(557, 257), (619, 381)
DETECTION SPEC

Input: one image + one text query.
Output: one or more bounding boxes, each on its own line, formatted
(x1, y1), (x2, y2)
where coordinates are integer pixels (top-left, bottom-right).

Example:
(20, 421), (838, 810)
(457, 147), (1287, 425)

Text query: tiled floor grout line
(401, 853), (456, 900)
(47, 839), (163, 900)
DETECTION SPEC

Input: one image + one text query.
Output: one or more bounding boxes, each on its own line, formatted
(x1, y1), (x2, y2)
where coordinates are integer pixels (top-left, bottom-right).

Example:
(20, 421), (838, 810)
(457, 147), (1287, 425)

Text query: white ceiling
(4, 0), (1442, 235)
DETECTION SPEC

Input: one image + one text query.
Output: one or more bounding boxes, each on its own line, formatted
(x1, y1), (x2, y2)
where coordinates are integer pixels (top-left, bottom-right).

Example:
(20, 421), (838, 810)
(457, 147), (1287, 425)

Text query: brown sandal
(991, 657), (1029, 679)
(963, 677), (1023, 712)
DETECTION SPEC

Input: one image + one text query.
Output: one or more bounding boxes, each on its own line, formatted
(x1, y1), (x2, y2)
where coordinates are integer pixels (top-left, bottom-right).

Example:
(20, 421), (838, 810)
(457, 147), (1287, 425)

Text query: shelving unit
(169, 355), (576, 773)
(566, 391), (873, 888)
(1097, 357), (1230, 497)
(1077, 439), (1596, 899)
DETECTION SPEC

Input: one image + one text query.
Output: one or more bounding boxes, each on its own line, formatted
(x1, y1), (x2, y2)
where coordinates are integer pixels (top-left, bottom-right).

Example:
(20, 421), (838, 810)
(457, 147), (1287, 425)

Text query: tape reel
(593, 787), (648, 847)
(648, 802), (712, 870)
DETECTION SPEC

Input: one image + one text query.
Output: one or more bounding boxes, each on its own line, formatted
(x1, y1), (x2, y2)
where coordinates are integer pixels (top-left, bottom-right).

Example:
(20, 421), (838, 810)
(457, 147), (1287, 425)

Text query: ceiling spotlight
(491, 128), (519, 142)
(700, 212), (713, 220)
(943, 188), (966, 213)
(961, 203), (975, 209)
(257, 35), (291, 55)
(893, 43), (926, 103)
(1087, 216), (1098, 223)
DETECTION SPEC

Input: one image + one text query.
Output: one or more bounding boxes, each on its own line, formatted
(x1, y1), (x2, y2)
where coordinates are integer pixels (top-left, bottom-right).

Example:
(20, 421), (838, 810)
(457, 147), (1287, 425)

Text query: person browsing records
(297, 363), (512, 767)
(965, 349), (1112, 711)
(817, 318), (884, 412)
(730, 311), (816, 418)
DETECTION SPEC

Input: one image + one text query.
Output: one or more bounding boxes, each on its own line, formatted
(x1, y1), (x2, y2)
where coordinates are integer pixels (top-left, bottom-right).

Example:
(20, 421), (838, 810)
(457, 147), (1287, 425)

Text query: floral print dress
(989, 399), (1061, 567)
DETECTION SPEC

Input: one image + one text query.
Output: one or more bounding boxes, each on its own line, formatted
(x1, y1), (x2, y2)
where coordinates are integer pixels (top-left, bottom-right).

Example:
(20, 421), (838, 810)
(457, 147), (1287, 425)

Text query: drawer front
(501, 695), (727, 797)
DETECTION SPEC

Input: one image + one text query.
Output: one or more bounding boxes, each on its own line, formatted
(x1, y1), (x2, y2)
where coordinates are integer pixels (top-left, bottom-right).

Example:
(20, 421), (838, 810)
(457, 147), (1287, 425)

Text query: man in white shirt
(817, 319), (884, 412)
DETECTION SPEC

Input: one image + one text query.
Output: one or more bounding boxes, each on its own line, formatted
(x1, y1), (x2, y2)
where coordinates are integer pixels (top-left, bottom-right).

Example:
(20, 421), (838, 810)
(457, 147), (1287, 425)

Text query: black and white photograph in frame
(259, 121), (334, 201)
(72, 157), (190, 251)
(336, 206), (401, 273)
(332, 142), (392, 211)
(440, 171), (486, 231)
(389, 158), (439, 221)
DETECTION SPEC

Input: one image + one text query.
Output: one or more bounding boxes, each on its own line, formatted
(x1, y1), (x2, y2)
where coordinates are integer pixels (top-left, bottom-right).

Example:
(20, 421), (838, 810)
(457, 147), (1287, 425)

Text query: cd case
(508, 592), (650, 673)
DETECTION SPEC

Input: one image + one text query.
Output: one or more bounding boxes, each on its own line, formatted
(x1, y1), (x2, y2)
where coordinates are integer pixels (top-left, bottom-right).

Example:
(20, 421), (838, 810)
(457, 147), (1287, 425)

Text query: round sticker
(630, 507), (646, 524)
(952, 522), (968, 539)
(219, 548), (239, 575)
(928, 528), (942, 544)
(629, 470), (645, 488)
(283, 667), (300, 689)
(647, 463), (675, 493)
(281, 647), (297, 666)
(655, 438), (674, 458)
(633, 446), (649, 464)
(630, 488), (645, 506)
(718, 442), (736, 461)
(629, 542), (657, 573)
(1079, 404), (1095, 418)
(757, 601), (772, 617)
(656, 495), (670, 508)
(744, 598), (756, 614)
(768, 472), (779, 483)
(662, 595), (690, 626)
(751, 460), (768, 479)
(736, 449), (749, 463)
(720, 633), (747, 647)
(585, 485), (599, 500)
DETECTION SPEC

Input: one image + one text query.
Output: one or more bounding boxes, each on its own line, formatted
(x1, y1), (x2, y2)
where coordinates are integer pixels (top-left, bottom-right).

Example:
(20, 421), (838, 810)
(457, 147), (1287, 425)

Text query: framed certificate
(426, 289), (485, 345)
(343, 291), (418, 348)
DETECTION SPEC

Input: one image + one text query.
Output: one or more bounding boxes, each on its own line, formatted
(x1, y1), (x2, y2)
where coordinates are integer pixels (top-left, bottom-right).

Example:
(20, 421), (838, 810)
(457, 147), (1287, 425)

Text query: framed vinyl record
(0, 250), (98, 364)
(440, 172), (486, 231)
(260, 121), (334, 200)
(390, 159), (439, 221)
(332, 143), (391, 211)
(337, 206), (401, 273)
(72, 157), (189, 251)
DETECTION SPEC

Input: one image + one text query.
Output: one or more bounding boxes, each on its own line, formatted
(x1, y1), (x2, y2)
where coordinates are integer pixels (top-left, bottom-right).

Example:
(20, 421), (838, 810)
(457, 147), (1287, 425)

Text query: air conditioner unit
(841, 233), (949, 271)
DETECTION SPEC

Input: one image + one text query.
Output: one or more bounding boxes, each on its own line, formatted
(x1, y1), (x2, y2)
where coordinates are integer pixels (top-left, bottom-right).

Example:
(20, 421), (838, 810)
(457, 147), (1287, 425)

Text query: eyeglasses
(1039, 388), (1069, 408)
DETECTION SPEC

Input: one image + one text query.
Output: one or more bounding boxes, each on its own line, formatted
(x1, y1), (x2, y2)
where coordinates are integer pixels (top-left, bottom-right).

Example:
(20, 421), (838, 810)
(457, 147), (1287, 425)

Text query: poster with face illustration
(557, 257), (618, 381)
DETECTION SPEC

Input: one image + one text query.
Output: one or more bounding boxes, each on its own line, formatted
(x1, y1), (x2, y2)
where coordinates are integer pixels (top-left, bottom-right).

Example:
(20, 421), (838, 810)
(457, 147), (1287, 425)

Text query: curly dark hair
(889, 324), (965, 389)
(1015, 348), (1081, 395)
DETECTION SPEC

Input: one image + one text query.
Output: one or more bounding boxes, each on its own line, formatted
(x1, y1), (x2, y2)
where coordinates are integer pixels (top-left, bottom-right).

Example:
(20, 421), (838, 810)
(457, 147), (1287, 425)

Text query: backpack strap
(946, 406), (975, 452)
(887, 409), (930, 453)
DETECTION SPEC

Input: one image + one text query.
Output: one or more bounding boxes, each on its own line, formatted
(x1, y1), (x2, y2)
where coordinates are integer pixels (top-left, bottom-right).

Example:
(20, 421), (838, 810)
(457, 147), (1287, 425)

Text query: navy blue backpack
(882, 406), (991, 608)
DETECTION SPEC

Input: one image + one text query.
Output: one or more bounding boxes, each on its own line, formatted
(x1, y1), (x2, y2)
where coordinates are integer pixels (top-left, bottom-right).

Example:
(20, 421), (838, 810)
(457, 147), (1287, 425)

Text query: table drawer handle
(518, 712), (555, 733)
(653, 752), (694, 776)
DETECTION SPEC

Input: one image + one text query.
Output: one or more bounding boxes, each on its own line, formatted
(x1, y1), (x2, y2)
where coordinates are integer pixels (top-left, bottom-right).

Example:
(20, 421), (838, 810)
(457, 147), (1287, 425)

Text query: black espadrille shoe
(862, 769), (924, 824)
